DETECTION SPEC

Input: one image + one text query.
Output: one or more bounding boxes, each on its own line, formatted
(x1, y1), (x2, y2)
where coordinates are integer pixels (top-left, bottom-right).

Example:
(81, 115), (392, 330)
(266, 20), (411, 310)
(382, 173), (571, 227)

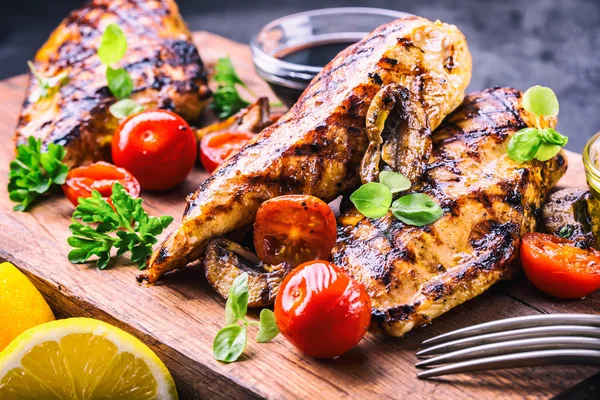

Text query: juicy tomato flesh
(112, 109), (196, 191)
(62, 161), (140, 206)
(520, 232), (600, 298)
(253, 195), (337, 267)
(274, 261), (371, 359)
(199, 131), (254, 173)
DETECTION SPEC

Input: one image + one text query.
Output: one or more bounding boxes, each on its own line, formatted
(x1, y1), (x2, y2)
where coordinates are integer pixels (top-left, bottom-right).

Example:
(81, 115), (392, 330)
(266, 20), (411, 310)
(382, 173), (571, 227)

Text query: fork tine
(415, 336), (600, 369)
(422, 314), (600, 346)
(417, 349), (600, 379)
(417, 325), (600, 357)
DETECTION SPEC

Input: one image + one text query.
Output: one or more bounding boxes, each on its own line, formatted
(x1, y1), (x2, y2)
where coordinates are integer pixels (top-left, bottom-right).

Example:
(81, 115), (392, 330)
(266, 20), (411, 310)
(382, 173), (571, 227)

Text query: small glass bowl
(583, 131), (600, 198)
(250, 7), (412, 107)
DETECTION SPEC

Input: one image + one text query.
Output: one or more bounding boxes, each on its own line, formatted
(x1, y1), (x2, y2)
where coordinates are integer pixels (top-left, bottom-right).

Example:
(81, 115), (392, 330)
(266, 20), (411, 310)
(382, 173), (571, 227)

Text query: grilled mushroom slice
(197, 97), (272, 141)
(542, 188), (598, 248)
(203, 237), (292, 307)
(361, 83), (431, 184)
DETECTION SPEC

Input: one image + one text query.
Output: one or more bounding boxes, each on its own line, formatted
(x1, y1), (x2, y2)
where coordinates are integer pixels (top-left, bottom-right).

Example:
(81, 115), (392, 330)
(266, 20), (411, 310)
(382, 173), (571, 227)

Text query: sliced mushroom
(203, 237), (292, 307)
(197, 97), (273, 141)
(361, 83), (431, 184)
(542, 188), (598, 249)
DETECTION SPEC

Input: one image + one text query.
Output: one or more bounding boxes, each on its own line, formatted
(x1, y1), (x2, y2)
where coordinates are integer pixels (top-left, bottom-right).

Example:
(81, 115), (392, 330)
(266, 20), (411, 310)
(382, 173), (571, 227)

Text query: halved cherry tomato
(253, 195), (337, 267)
(520, 232), (600, 298)
(112, 109), (196, 191)
(199, 131), (254, 173)
(62, 161), (140, 206)
(275, 261), (371, 359)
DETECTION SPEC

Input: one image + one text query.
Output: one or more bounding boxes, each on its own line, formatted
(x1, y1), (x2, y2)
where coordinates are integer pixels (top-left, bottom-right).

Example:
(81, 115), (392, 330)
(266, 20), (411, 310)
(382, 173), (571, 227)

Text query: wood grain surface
(0, 32), (597, 400)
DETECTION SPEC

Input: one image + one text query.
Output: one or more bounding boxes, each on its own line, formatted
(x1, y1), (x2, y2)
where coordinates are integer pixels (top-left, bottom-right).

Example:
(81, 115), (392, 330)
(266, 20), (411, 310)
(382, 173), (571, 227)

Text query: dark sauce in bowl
(278, 41), (355, 68)
(251, 8), (413, 108)
(268, 40), (355, 106)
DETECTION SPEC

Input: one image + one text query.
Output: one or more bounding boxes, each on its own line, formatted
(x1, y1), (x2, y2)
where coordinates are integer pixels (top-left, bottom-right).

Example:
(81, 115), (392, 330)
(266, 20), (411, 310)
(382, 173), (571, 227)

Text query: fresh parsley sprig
(507, 86), (568, 163)
(210, 56), (284, 120)
(27, 61), (68, 103)
(67, 183), (173, 270)
(98, 23), (143, 119)
(213, 273), (279, 363)
(8, 137), (69, 211)
(210, 56), (252, 120)
(350, 171), (443, 226)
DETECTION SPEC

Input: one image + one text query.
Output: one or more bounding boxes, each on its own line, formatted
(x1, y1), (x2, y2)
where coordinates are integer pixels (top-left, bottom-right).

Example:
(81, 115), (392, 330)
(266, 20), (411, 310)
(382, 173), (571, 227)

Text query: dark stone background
(2, 0), (599, 152)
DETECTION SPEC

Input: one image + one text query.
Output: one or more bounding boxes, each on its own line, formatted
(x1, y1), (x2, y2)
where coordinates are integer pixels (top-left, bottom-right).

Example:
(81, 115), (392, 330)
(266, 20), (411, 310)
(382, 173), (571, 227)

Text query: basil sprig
(98, 23), (143, 118)
(507, 86), (567, 163)
(213, 273), (279, 363)
(27, 61), (68, 103)
(350, 171), (443, 226)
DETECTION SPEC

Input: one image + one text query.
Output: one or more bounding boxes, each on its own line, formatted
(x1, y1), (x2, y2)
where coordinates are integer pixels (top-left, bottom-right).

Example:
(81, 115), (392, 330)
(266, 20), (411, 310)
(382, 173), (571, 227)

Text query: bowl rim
(582, 130), (600, 178)
(250, 7), (413, 75)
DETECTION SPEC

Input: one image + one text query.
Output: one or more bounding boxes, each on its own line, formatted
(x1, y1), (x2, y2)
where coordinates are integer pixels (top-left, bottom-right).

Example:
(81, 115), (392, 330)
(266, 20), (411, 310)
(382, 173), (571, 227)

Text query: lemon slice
(0, 318), (178, 399)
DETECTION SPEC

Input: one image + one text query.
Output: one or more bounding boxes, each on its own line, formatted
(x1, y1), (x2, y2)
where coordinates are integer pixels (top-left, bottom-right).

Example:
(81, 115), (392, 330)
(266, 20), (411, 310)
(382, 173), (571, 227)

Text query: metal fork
(416, 314), (600, 379)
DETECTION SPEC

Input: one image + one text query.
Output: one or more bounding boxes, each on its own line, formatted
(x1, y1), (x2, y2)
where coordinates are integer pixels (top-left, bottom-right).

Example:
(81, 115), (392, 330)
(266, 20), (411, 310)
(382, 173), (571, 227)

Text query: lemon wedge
(0, 262), (55, 351)
(0, 318), (178, 399)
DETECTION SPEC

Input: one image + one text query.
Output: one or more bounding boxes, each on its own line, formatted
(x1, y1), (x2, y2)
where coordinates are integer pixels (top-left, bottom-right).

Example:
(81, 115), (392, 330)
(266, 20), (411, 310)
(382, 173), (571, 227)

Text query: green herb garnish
(507, 86), (567, 163)
(213, 273), (279, 362)
(390, 193), (444, 226)
(98, 23), (141, 108)
(210, 56), (253, 120)
(8, 136), (69, 211)
(350, 171), (443, 226)
(379, 170), (411, 194)
(109, 99), (144, 119)
(27, 61), (68, 103)
(349, 182), (392, 219)
(67, 183), (173, 270)
(98, 23), (128, 65)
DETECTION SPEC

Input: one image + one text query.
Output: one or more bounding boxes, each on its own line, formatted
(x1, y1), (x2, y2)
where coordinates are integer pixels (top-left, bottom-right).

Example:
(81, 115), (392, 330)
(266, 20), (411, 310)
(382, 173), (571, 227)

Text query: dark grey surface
(2, 0), (599, 152)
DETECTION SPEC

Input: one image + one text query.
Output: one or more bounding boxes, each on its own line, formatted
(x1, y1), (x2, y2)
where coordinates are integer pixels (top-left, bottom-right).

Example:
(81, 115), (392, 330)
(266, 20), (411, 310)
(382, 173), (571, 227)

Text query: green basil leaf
(107, 67), (133, 100)
(98, 23), (128, 65)
(379, 171), (411, 194)
(507, 128), (542, 163)
(109, 99), (143, 119)
(522, 85), (559, 117)
(228, 273), (249, 321)
(534, 142), (562, 161)
(225, 296), (238, 325)
(213, 325), (247, 363)
(256, 309), (279, 343)
(540, 128), (568, 147)
(350, 182), (392, 219)
(391, 193), (443, 226)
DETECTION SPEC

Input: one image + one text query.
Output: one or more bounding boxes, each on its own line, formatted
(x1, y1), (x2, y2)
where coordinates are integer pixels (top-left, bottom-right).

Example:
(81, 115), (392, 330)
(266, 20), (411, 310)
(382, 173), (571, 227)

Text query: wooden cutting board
(0, 32), (597, 400)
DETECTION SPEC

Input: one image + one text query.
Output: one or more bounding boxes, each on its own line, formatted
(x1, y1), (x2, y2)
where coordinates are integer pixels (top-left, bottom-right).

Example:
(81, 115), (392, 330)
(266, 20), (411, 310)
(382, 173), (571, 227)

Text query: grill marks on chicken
(15, 0), (210, 167)
(145, 16), (472, 283)
(332, 87), (567, 337)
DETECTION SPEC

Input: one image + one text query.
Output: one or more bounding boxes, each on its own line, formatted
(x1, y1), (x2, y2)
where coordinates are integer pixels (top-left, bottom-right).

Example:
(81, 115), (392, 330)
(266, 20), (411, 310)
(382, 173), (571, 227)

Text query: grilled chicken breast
(332, 87), (567, 337)
(145, 16), (472, 283)
(15, 0), (210, 167)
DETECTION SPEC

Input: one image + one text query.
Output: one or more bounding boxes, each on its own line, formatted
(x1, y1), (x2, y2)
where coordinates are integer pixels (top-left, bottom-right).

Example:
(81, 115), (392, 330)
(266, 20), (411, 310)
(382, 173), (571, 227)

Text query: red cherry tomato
(199, 131), (254, 173)
(112, 109), (196, 191)
(275, 261), (371, 359)
(254, 195), (337, 267)
(62, 161), (140, 206)
(521, 232), (600, 298)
